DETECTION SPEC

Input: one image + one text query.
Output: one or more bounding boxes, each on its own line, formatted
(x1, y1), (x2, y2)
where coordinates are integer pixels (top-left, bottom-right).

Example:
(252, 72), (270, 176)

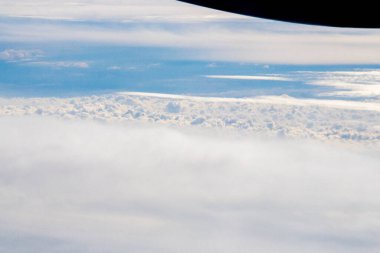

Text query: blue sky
(1, 0), (380, 100)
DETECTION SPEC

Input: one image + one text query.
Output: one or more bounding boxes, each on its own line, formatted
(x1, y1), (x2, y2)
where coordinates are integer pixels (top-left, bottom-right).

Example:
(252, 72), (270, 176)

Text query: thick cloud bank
(0, 117), (379, 253)
(1, 92), (380, 144)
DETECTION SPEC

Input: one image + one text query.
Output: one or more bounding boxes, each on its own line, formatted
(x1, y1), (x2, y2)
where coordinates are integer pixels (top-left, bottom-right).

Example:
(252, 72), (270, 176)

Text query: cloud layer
(0, 0), (237, 22)
(2, 0), (380, 64)
(1, 92), (380, 144)
(0, 117), (379, 253)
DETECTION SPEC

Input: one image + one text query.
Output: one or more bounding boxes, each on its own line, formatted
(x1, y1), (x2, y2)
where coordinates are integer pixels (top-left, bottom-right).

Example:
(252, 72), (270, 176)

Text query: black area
(178, 0), (380, 28)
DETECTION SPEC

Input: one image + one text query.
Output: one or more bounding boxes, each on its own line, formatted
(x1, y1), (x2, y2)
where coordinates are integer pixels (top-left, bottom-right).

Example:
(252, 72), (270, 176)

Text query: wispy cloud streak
(0, 49), (43, 61)
(301, 70), (380, 99)
(25, 61), (90, 68)
(206, 75), (293, 81)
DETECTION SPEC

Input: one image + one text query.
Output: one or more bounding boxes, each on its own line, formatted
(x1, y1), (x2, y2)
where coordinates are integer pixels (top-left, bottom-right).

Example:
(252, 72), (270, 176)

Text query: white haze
(0, 117), (379, 253)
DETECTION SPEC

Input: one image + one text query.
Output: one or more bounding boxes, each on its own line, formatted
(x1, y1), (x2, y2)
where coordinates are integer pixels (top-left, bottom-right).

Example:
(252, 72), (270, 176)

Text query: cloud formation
(0, 117), (379, 253)
(0, 0), (238, 22)
(301, 70), (380, 99)
(2, 21), (380, 65)
(1, 92), (379, 144)
(206, 75), (293, 81)
(25, 61), (90, 69)
(0, 49), (43, 61)
(205, 69), (380, 101)
(1, 1), (380, 64)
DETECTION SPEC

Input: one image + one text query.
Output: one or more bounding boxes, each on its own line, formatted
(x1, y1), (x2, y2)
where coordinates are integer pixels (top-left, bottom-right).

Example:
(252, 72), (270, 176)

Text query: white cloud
(0, 49), (43, 61)
(209, 70), (380, 100)
(1, 1), (380, 64)
(107, 65), (123, 71)
(301, 70), (380, 99)
(0, 117), (379, 253)
(0, 0), (239, 22)
(1, 92), (380, 143)
(206, 75), (293, 81)
(107, 63), (160, 72)
(1, 21), (380, 64)
(26, 61), (90, 68)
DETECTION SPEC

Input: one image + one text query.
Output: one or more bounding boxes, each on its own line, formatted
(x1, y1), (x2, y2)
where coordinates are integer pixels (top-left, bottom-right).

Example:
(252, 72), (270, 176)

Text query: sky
(1, 1), (380, 253)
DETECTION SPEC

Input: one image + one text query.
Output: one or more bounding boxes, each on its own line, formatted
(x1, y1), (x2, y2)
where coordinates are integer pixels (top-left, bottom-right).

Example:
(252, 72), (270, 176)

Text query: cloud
(107, 63), (160, 72)
(300, 70), (380, 99)
(206, 75), (293, 81)
(0, 116), (379, 253)
(107, 65), (124, 71)
(1, 92), (380, 143)
(25, 61), (90, 68)
(1, 21), (380, 65)
(0, 0), (239, 22)
(206, 70), (380, 100)
(0, 49), (43, 61)
(2, 1), (380, 64)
